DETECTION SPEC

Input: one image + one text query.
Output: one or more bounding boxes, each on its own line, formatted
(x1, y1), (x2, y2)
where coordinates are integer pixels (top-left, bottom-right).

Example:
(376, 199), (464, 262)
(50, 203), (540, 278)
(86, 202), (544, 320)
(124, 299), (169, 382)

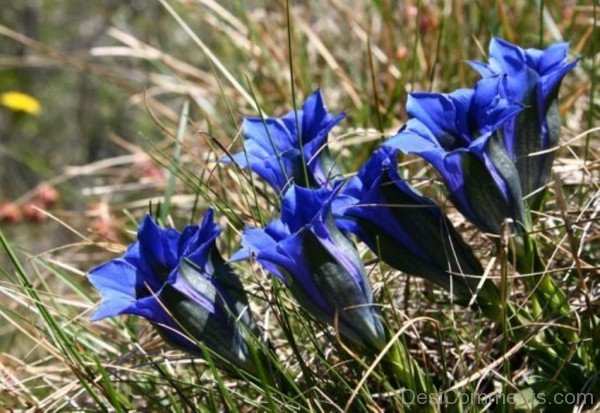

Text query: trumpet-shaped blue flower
(469, 38), (578, 203)
(384, 76), (526, 235)
(334, 147), (494, 302)
(89, 210), (257, 373)
(223, 89), (345, 194)
(232, 185), (386, 352)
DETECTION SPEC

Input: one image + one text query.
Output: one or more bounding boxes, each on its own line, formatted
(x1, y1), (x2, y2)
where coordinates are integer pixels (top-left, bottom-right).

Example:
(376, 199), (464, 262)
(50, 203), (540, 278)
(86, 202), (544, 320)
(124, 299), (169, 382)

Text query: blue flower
(89, 210), (257, 373)
(469, 38), (578, 203)
(334, 146), (495, 302)
(223, 89), (345, 194)
(232, 185), (386, 352)
(384, 76), (526, 235)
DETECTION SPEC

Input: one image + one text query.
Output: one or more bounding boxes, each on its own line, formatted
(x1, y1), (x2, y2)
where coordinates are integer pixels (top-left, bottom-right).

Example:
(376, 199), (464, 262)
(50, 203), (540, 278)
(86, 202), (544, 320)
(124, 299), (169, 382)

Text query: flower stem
(512, 232), (577, 343)
(383, 337), (437, 412)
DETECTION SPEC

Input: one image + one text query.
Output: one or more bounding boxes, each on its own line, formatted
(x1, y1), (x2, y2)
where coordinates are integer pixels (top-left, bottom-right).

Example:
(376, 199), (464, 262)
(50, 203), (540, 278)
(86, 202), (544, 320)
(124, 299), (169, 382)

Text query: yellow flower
(0, 91), (41, 115)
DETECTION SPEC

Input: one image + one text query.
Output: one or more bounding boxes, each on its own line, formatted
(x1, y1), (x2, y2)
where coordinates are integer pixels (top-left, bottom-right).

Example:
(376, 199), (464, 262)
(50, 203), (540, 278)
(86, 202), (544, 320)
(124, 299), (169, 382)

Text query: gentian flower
(469, 38), (579, 203)
(335, 146), (497, 303)
(89, 210), (258, 374)
(223, 89), (345, 194)
(232, 185), (386, 352)
(384, 76), (526, 235)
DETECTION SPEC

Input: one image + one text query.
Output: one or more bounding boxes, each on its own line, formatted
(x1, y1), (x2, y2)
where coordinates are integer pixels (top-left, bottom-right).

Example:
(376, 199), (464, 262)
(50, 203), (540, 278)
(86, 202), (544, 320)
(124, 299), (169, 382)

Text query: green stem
(384, 338), (437, 412)
(469, 235), (586, 389)
(474, 229), (577, 344)
(512, 233), (575, 334)
(475, 281), (550, 353)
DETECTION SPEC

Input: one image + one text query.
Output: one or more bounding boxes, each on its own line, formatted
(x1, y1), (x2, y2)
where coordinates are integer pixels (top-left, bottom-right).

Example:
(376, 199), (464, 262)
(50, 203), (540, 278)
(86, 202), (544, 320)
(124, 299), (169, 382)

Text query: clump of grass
(0, 1), (598, 411)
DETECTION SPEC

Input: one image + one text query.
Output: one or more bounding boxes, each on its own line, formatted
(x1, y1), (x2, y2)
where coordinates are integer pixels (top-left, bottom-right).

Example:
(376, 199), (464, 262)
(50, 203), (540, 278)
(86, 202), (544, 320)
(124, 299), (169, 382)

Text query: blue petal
(197, 208), (221, 241)
(232, 120), (301, 192)
(280, 185), (333, 233)
(89, 260), (137, 304)
(138, 215), (179, 271)
(231, 227), (288, 282)
(407, 92), (460, 137)
(331, 190), (359, 218)
(471, 75), (524, 135)
(525, 42), (569, 74)
(122, 295), (170, 323)
(537, 59), (579, 110)
(334, 214), (361, 235)
(243, 116), (297, 154)
(224, 151), (249, 168)
(466, 132), (493, 157)
(354, 146), (396, 189)
(223, 90), (344, 192)
(384, 120), (448, 170)
(280, 108), (302, 141)
(438, 152), (474, 217)
(301, 89), (346, 151)
(447, 89), (474, 137)
(278, 90), (345, 150)
(235, 227), (278, 257)
(91, 297), (136, 321)
(468, 60), (496, 77)
(502, 66), (536, 103)
(229, 246), (251, 262)
(274, 231), (331, 311)
(341, 146), (432, 234)
(280, 90), (346, 187)
(89, 258), (163, 321)
(122, 242), (155, 284)
(263, 219), (291, 242)
(301, 90), (329, 140)
(488, 37), (526, 74)
(362, 146), (435, 207)
(178, 224), (200, 254)
(93, 294), (169, 325)
(184, 209), (222, 266)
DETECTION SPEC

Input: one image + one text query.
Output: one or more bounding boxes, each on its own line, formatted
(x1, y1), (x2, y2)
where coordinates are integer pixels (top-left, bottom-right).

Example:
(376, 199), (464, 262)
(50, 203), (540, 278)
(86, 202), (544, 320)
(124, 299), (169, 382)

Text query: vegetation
(0, 1), (597, 411)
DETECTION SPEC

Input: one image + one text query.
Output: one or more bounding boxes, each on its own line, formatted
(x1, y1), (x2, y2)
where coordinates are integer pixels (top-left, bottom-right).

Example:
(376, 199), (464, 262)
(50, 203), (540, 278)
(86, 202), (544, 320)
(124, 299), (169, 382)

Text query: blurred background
(1, 1), (169, 250)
